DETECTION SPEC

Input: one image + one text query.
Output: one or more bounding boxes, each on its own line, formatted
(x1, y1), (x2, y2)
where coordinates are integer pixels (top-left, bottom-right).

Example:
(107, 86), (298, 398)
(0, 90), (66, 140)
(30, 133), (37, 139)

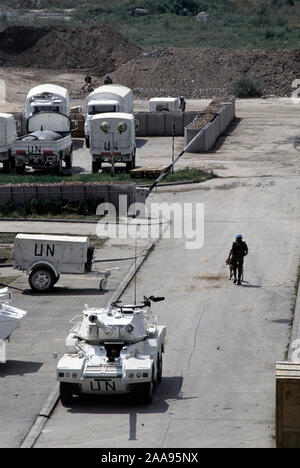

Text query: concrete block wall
(135, 111), (199, 137)
(0, 182), (138, 214)
(184, 98), (236, 153)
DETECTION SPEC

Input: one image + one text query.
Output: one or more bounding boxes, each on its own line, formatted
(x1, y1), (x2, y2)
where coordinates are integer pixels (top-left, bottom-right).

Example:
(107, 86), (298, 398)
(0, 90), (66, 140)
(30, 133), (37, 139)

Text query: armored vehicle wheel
(29, 267), (55, 293)
(137, 381), (154, 404)
(60, 382), (75, 405)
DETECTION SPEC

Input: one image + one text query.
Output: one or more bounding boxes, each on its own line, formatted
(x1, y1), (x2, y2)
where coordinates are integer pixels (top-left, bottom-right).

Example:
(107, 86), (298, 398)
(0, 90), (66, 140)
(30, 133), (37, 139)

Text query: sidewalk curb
(20, 221), (167, 448)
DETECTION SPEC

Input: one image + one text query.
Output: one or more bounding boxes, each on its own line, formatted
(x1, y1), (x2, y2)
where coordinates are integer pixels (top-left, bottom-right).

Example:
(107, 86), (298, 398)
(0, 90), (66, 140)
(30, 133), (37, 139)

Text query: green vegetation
(0, 0), (299, 48)
(233, 74), (262, 97)
(0, 167), (215, 186)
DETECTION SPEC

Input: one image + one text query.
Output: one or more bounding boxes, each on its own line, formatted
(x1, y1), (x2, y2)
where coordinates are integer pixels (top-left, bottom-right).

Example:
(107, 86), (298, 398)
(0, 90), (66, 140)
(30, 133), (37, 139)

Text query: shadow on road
(0, 360), (43, 376)
(23, 287), (110, 297)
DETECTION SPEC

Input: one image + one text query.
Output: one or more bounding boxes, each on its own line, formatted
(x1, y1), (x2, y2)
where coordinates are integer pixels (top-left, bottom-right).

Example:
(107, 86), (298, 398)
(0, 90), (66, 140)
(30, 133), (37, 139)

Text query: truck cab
(90, 112), (136, 174)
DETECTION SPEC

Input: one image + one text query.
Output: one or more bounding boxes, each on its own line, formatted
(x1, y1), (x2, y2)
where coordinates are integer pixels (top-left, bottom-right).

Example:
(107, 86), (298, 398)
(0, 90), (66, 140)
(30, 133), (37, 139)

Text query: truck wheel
(16, 165), (25, 175)
(126, 161), (133, 173)
(29, 267), (55, 293)
(65, 147), (73, 169)
(57, 158), (63, 175)
(60, 382), (75, 406)
(2, 160), (10, 173)
(92, 161), (99, 174)
(85, 137), (90, 149)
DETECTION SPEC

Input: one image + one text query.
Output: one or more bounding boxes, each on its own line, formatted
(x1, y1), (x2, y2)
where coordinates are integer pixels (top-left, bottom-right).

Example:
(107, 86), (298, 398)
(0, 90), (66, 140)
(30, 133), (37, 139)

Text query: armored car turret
(57, 296), (166, 404)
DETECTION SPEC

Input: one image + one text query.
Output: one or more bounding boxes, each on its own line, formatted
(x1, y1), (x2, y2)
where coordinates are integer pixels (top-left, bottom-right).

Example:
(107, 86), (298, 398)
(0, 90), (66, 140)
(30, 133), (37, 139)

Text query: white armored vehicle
(0, 288), (27, 363)
(57, 296), (166, 404)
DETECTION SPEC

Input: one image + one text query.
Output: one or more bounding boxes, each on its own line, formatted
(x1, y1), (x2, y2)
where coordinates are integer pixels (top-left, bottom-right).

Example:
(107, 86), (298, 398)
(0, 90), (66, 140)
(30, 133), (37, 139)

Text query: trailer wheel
(29, 267), (55, 293)
(99, 278), (107, 291)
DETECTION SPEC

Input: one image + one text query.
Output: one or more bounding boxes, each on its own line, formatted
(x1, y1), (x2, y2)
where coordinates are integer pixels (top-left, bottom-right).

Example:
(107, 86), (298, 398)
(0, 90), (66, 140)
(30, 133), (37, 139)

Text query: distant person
(104, 74), (113, 85)
(226, 234), (248, 285)
(179, 96), (186, 112)
(82, 74), (93, 92)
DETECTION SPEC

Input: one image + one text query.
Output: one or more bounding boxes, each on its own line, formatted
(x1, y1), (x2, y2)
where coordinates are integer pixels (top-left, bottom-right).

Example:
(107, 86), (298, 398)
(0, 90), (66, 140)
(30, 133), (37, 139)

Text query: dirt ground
(0, 25), (299, 100)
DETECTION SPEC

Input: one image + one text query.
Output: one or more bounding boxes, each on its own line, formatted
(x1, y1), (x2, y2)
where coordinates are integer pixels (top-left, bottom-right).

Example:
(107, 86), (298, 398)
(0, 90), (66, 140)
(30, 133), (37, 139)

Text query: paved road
(34, 99), (300, 448)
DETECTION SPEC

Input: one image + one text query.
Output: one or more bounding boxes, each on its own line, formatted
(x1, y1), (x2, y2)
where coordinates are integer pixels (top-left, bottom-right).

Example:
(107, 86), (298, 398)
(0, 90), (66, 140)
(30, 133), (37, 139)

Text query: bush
(233, 74), (262, 98)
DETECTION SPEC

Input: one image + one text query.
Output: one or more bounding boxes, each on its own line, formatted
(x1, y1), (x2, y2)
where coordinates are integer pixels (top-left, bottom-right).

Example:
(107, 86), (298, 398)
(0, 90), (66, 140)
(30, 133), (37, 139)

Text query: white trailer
(11, 112), (73, 174)
(148, 97), (181, 112)
(0, 113), (17, 172)
(13, 234), (96, 292)
(90, 112), (136, 174)
(12, 234), (115, 293)
(84, 85), (134, 147)
(24, 84), (70, 120)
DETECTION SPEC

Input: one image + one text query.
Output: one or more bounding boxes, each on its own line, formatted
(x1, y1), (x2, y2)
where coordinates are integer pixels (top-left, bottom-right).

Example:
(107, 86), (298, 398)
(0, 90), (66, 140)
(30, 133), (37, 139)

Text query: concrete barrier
(135, 111), (199, 137)
(0, 182), (139, 214)
(184, 97), (236, 153)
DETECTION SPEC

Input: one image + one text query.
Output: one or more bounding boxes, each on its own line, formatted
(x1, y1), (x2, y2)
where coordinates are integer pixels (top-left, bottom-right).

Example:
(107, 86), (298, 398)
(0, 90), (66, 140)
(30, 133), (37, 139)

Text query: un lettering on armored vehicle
(56, 296), (166, 405)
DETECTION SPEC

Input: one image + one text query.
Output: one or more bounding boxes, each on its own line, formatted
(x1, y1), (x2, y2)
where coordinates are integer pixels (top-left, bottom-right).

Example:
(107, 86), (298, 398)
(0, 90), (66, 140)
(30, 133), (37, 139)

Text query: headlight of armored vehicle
(100, 122), (110, 133)
(117, 122), (127, 133)
(126, 324), (134, 333)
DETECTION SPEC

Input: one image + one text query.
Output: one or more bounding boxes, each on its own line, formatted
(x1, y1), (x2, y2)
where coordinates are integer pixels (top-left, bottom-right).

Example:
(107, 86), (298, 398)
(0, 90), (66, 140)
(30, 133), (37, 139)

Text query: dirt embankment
(0, 25), (299, 98)
(0, 25), (141, 73)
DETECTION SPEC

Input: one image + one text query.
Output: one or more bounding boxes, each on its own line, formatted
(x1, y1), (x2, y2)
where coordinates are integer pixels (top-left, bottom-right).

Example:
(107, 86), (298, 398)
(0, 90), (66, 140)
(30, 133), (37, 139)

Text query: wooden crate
(130, 166), (168, 180)
(276, 361), (300, 448)
(71, 119), (85, 138)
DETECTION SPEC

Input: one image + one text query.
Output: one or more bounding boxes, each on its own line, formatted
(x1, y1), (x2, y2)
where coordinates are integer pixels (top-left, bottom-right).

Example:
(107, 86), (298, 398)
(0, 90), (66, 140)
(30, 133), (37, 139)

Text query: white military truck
(0, 113), (17, 172)
(90, 112), (136, 174)
(148, 97), (181, 112)
(0, 288), (27, 363)
(56, 296), (166, 405)
(24, 84), (70, 120)
(13, 234), (95, 292)
(84, 84), (134, 148)
(11, 112), (73, 174)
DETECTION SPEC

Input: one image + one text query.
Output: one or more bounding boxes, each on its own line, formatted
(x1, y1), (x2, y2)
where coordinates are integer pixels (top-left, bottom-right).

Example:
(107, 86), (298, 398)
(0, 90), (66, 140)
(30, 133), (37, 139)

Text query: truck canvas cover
(13, 234), (89, 275)
(27, 112), (71, 134)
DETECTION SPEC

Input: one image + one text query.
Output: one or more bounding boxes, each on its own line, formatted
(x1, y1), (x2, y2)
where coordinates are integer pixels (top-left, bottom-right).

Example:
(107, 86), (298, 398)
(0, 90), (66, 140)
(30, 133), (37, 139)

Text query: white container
(148, 97), (180, 112)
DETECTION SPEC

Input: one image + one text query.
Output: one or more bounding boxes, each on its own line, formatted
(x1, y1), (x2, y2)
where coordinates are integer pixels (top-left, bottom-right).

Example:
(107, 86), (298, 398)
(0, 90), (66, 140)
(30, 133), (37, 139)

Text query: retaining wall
(134, 111), (199, 137)
(184, 97), (236, 152)
(0, 182), (144, 214)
